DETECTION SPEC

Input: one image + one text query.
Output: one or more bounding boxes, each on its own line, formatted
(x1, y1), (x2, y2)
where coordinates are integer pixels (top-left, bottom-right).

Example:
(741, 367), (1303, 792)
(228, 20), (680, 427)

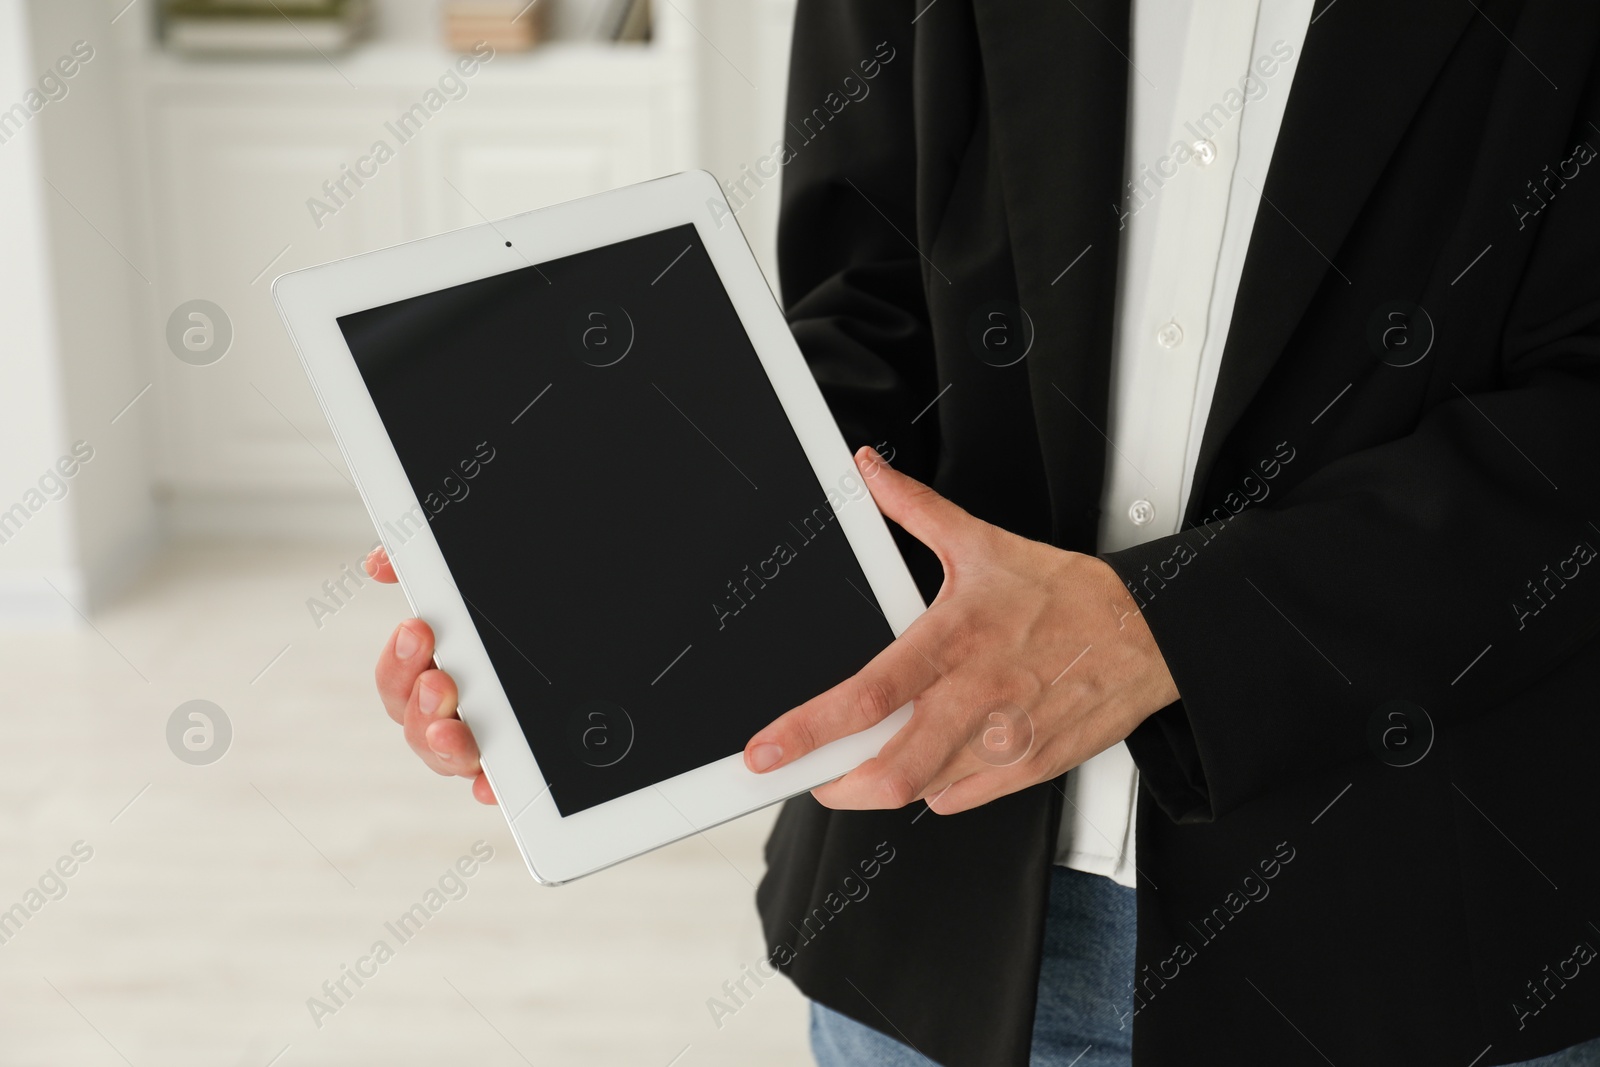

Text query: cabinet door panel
(151, 101), (411, 495)
(430, 92), (672, 228)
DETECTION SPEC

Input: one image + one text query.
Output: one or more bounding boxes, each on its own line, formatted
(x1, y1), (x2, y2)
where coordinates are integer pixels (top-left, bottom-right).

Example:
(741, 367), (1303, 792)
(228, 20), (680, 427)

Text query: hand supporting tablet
(741, 447), (1178, 817)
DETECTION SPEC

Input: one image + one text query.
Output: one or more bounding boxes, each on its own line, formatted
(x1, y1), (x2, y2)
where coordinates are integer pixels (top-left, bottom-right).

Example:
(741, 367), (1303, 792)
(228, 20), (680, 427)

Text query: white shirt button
(1155, 321), (1184, 348)
(1193, 139), (1217, 165)
(1128, 499), (1156, 526)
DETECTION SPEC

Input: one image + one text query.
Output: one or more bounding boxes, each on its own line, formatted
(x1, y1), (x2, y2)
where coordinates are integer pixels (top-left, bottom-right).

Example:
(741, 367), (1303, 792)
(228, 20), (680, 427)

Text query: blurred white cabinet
(138, 33), (697, 536)
(150, 101), (410, 511)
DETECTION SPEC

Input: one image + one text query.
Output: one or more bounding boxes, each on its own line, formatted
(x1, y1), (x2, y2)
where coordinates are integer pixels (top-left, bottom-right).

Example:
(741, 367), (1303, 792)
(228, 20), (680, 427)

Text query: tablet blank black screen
(338, 223), (895, 816)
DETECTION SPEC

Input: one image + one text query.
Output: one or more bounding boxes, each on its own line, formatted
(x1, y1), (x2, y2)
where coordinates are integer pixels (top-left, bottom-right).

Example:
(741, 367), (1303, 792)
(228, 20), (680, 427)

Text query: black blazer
(755, 1), (1600, 1065)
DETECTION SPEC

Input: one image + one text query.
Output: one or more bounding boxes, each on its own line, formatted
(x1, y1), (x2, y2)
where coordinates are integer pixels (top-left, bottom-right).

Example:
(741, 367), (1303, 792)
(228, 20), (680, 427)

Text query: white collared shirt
(1053, 0), (1314, 884)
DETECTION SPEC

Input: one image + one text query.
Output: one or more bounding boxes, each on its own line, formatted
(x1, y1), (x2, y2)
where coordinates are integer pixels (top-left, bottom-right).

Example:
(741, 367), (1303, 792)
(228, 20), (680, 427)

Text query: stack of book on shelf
(595, 0), (650, 42)
(442, 0), (541, 53)
(163, 0), (369, 54)
(511, 0), (649, 45)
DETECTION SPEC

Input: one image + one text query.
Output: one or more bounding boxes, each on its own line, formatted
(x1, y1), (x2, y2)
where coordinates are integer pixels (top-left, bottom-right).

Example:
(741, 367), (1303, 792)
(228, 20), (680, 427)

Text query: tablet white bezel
(273, 170), (926, 885)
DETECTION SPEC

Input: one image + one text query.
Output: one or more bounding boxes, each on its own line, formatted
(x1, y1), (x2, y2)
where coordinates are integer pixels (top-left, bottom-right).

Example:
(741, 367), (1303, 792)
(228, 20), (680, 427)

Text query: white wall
(28, 0), (162, 611)
(0, 0), (156, 626)
(688, 0), (797, 283)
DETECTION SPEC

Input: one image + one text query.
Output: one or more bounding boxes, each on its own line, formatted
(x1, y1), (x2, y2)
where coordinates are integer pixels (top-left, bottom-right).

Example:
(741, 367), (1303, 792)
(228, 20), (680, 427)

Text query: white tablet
(273, 170), (925, 885)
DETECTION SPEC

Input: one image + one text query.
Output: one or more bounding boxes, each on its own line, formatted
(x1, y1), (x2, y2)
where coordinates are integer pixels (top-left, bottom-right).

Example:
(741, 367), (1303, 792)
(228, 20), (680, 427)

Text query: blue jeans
(810, 865), (1600, 1066)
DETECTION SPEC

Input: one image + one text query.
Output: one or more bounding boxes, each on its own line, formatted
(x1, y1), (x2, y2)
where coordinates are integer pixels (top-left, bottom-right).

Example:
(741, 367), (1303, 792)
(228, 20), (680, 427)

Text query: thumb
(853, 446), (970, 561)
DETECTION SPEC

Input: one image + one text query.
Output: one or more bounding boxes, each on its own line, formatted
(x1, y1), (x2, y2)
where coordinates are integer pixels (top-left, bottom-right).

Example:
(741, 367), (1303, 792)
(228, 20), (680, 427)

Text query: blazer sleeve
(1105, 117), (1600, 823)
(776, 0), (939, 484)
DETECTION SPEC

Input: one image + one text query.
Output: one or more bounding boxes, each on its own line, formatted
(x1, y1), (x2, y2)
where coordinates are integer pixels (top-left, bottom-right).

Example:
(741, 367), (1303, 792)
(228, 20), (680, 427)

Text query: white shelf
(140, 39), (684, 89)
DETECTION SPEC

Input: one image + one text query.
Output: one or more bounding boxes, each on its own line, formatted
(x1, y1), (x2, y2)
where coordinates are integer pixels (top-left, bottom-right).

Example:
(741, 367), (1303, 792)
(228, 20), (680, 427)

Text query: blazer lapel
(969, 0), (1133, 553)
(1191, 0), (1479, 500)
(971, 0), (1480, 539)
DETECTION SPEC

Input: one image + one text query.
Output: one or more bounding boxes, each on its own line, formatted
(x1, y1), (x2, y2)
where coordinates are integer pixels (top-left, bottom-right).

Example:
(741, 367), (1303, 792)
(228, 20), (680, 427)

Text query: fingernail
(747, 743), (783, 772)
(419, 680), (441, 715)
(433, 747), (453, 762)
(362, 556), (377, 576)
(394, 624), (419, 660)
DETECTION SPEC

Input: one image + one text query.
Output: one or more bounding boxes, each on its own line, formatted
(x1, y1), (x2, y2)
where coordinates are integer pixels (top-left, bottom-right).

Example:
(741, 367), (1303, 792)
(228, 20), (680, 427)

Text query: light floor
(0, 544), (813, 1066)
